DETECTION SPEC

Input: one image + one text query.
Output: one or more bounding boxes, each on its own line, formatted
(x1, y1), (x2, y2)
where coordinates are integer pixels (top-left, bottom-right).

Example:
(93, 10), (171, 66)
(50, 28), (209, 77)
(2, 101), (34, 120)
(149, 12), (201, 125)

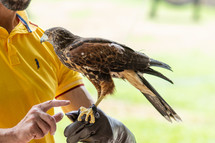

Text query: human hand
(12, 100), (70, 143)
(64, 105), (136, 143)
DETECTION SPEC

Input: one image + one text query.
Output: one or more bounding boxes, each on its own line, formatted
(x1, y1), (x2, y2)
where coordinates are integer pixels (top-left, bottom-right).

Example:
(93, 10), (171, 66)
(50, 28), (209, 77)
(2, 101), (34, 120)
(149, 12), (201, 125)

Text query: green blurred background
(28, 0), (215, 142)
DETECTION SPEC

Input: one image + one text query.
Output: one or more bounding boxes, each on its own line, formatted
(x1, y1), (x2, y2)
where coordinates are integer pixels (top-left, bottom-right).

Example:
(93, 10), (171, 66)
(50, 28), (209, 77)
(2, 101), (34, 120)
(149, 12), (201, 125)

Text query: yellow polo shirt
(0, 11), (83, 143)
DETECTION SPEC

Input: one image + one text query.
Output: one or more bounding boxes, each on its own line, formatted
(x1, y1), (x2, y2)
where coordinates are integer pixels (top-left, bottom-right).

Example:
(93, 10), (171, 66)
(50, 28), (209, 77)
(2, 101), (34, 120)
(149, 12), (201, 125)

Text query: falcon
(40, 27), (181, 123)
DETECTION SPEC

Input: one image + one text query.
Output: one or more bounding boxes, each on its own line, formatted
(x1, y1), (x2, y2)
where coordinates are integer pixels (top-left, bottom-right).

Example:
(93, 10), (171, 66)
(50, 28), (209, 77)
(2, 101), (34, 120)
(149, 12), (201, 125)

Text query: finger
(36, 117), (50, 136)
(39, 100), (70, 112)
(39, 112), (56, 135)
(53, 112), (64, 123)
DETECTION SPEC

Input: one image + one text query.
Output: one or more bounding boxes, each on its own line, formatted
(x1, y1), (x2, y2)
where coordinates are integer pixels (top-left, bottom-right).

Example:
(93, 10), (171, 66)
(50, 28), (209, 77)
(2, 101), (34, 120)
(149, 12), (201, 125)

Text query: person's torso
(0, 21), (59, 143)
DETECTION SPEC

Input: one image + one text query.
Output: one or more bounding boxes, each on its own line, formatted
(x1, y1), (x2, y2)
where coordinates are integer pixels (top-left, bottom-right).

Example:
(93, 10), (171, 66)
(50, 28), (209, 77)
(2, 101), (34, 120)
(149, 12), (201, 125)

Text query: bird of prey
(40, 27), (181, 123)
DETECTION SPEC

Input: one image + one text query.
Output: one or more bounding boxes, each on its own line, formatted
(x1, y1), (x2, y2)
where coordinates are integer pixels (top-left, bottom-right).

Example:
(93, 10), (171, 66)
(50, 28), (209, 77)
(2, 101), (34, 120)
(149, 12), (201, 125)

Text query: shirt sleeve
(55, 59), (84, 97)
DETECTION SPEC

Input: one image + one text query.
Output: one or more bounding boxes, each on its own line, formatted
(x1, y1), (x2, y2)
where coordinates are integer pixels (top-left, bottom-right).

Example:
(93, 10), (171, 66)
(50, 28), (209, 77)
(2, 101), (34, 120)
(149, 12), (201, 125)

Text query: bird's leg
(95, 95), (105, 106)
(77, 96), (105, 124)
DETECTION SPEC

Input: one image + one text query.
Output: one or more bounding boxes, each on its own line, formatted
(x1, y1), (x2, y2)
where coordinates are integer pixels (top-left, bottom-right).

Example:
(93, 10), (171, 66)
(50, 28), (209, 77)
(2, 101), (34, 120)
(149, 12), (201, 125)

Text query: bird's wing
(66, 38), (172, 84)
(70, 37), (135, 53)
(66, 38), (150, 74)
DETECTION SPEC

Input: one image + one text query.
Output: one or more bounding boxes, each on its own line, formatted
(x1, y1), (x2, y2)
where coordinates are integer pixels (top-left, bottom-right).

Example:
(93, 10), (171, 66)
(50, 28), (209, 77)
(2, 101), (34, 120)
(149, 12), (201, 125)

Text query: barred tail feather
(137, 74), (181, 122)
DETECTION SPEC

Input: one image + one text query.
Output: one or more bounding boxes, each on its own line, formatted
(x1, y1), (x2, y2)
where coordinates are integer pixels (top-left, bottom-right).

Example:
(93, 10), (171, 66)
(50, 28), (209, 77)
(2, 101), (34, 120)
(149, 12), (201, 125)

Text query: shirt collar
(16, 13), (32, 32)
(16, 11), (38, 33)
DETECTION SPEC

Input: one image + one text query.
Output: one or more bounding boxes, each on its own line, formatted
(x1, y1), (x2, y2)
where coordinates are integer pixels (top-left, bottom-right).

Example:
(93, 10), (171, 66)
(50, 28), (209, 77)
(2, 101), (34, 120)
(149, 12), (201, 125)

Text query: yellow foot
(77, 106), (95, 124)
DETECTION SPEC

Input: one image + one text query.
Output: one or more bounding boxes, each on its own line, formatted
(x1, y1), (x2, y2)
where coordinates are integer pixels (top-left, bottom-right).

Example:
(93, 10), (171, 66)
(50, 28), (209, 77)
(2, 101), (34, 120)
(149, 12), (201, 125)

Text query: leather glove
(64, 105), (136, 143)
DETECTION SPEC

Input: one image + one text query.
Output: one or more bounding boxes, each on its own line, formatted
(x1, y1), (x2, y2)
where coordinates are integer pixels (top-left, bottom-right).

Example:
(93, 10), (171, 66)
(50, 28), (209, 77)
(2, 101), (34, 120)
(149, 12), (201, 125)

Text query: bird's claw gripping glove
(64, 105), (136, 143)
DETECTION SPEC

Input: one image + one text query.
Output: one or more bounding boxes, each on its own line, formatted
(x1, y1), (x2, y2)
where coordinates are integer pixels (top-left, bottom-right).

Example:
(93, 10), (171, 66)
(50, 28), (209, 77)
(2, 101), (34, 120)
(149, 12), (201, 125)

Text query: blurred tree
(165, 0), (194, 5)
(149, 0), (201, 21)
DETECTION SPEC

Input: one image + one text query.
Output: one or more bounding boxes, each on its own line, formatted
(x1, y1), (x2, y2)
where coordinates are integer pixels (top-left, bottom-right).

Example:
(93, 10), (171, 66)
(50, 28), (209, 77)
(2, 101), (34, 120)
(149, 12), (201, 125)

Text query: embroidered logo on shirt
(35, 58), (40, 69)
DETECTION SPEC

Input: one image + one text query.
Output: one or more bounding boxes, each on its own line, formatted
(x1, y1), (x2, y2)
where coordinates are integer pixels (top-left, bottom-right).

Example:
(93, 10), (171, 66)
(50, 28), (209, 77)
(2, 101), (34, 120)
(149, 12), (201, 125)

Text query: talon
(77, 106), (87, 121)
(85, 110), (91, 122)
(77, 106), (96, 123)
(79, 106), (87, 112)
(87, 109), (95, 123)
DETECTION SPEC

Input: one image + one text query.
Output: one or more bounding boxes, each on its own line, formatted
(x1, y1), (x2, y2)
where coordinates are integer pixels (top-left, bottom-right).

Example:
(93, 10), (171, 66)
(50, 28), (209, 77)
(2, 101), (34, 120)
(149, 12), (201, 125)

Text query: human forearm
(0, 128), (18, 143)
(57, 85), (94, 113)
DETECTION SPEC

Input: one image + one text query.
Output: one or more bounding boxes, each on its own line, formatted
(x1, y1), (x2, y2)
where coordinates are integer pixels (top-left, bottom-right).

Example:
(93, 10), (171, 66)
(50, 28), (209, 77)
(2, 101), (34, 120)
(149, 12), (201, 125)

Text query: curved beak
(40, 34), (48, 43)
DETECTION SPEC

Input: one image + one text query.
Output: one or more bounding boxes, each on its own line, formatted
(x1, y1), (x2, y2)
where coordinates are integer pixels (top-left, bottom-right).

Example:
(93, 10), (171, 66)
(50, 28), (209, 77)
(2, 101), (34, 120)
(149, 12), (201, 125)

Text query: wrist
(10, 127), (21, 143)
(0, 128), (19, 143)
(11, 125), (28, 143)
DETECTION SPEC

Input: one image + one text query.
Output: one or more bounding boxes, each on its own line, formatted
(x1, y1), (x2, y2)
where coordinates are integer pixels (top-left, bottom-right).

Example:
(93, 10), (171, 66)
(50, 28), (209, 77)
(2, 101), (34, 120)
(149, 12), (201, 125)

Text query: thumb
(53, 112), (64, 123)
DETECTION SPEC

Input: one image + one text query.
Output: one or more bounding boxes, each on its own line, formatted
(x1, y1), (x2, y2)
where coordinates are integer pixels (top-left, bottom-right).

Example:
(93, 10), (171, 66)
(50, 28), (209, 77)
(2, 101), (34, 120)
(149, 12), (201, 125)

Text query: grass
(122, 118), (215, 143)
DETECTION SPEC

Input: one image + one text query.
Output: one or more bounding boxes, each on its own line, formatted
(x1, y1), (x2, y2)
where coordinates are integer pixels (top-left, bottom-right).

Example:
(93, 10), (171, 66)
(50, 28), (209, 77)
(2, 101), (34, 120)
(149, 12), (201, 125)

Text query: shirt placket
(7, 36), (20, 66)
(1, 13), (33, 66)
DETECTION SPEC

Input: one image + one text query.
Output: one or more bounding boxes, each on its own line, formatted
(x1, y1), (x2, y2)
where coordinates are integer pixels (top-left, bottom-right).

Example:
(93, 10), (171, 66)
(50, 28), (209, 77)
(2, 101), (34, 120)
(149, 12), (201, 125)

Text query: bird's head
(40, 27), (78, 51)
